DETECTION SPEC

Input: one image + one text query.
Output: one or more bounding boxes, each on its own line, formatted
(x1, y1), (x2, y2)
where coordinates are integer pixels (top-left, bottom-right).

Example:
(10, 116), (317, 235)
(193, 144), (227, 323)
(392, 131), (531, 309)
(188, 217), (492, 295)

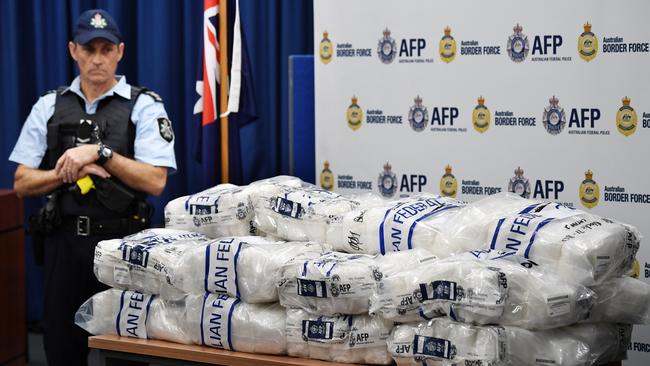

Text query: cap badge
(90, 13), (108, 29)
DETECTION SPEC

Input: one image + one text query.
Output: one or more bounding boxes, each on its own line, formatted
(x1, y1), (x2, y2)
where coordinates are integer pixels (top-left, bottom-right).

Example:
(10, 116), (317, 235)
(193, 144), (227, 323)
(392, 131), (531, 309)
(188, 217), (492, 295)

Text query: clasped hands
(55, 144), (111, 183)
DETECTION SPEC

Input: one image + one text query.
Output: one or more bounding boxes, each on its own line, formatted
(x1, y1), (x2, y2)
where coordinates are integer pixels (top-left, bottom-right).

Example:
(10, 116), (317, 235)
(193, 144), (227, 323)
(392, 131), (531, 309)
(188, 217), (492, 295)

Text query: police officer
(9, 9), (176, 366)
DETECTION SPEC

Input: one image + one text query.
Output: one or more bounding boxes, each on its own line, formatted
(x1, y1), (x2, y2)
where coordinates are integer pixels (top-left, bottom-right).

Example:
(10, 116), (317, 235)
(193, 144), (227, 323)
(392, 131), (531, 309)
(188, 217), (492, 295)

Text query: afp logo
(543, 96), (567, 135)
(508, 166), (531, 198)
(408, 95), (429, 132)
(377, 28), (397, 64)
(378, 162), (398, 197)
(579, 169), (599, 209)
(508, 167), (565, 200)
(319, 31), (333, 64)
(507, 24), (530, 62)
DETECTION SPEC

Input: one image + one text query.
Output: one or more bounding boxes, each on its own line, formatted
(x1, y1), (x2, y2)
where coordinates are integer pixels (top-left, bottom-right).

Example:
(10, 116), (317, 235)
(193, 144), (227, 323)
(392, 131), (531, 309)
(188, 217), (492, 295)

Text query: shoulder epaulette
(133, 86), (163, 103)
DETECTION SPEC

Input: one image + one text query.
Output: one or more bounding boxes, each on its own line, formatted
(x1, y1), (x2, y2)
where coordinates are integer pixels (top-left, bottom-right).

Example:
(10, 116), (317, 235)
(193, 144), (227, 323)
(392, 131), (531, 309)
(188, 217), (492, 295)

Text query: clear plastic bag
(171, 237), (329, 303)
(75, 289), (287, 355)
(326, 193), (465, 256)
(286, 308), (393, 365)
(387, 317), (631, 366)
(440, 193), (641, 286)
(587, 275), (650, 324)
(247, 176), (360, 242)
(164, 183), (255, 238)
(370, 250), (596, 329)
(93, 229), (210, 300)
(278, 249), (430, 316)
(184, 293), (287, 355)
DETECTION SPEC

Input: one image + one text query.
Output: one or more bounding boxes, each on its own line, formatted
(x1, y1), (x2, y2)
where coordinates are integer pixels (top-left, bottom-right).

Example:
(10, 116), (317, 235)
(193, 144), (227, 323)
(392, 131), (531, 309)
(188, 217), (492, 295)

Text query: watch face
(101, 146), (113, 159)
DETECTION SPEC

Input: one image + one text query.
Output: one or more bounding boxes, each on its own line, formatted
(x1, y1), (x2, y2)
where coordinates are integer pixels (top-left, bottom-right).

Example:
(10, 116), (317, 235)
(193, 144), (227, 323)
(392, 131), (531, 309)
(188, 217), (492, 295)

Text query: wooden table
(88, 335), (624, 366)
(88, 335), (359, 366)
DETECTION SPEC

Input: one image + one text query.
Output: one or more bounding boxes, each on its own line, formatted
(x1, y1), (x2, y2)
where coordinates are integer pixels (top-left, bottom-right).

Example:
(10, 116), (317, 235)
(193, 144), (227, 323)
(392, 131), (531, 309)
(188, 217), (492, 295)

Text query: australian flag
(194, 0), (257, 188)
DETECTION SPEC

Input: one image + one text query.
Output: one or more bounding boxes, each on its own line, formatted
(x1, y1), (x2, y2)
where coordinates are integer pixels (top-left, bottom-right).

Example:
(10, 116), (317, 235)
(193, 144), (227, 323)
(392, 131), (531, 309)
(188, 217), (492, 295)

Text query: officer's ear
(117, 42), (125, 62)
(68, 41), (78, 61)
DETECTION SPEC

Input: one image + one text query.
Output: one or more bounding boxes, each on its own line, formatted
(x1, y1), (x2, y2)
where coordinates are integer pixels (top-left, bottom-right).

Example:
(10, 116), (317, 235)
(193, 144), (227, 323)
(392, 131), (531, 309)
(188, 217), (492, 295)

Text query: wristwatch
(97, 143), (113, 166)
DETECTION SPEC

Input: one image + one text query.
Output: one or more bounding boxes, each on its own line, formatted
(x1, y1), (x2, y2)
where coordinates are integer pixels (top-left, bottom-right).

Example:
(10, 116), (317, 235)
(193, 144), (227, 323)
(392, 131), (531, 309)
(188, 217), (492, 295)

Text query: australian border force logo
(378, 162), (398, 198)
(439, 26), (457, 63)
(320, 161), (334, 191)
(472, 96), (490, 133)
(347, 96), (363, 131)
(616, 96), (637, 136)
(408, 95), (429, 132)
(508, 166), (531, 198)
(579, 169), (600, 209)
(542, 96), (566, 135)
(507, 24), (530, 62)
(578, 22), (598, 62)
(377, 28), (397, 64)
(320, 31), (333, 64)
(440, 165), (458, 198)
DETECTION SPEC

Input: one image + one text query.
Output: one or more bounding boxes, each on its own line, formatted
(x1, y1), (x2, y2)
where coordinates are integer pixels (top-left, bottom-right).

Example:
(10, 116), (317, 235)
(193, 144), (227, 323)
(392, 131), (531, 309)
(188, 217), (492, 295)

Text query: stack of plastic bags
(277, 250), (431, 364)
(75, 176), (649, 366)
(81, 222), (330, 355)
(76, 289), (287, 354)
(387, 317), (631, 366)
(439, 193), (641, 286)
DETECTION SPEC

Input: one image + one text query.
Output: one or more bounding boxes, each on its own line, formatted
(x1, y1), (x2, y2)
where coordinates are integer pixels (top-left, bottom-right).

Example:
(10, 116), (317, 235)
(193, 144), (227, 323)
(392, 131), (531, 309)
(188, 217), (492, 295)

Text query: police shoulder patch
(157, 117), (174, 142)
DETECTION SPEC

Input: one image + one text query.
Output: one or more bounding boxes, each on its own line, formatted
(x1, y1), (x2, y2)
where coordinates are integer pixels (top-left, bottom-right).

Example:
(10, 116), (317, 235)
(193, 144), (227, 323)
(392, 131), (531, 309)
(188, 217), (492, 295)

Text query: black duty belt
(60, 216), (130, 236)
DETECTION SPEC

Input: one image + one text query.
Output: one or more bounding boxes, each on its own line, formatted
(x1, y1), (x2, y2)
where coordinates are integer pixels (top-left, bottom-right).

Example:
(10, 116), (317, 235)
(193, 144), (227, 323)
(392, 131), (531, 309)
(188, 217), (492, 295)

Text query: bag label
(413, 335), (454, 359)
(490, 202), (579, 258)
(273, 197), (304, 218)
(116, 290), (154, 339)
(379, 198), (458, 254)
(297, 278), (328, 298)
(419, 281), (458, 301)
(200, 293), (239, 350)
(205, 238), (243, 298)
(302, 319), (335, 340)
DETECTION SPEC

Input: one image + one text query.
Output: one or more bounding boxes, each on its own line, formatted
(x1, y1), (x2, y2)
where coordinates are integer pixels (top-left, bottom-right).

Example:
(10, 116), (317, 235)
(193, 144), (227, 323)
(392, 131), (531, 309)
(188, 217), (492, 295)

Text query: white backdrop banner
(313, 0), (650, 364)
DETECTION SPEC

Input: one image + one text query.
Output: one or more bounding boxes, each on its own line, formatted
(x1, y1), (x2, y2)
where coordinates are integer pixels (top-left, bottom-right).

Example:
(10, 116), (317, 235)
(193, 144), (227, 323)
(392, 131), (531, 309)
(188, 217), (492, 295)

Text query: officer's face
(69, 39), (124, 86)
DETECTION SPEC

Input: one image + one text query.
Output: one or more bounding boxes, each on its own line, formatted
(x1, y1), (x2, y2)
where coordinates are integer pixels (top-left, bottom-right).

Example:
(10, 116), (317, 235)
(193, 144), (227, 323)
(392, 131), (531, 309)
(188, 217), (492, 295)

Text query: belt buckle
(77, 216), (90, 236)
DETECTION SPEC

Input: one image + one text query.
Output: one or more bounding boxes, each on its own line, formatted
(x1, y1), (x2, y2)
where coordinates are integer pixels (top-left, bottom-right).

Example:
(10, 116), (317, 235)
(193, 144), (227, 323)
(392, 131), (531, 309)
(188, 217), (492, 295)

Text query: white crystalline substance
(326, 193), (465, 257)
(172, 237), (329, 303)
(93, 228), (210, 300)
(440, 193), (641, 286)
(248, 176), (360, 242)
(370, 250), (595, 329)
(388, 318), (630, 366)
(286, 308), (393, 365)
(278, 249), (432, 316)
(588, 275), (650, 324)
(164, 183), (255, 238)
(75, 289), (287, 355)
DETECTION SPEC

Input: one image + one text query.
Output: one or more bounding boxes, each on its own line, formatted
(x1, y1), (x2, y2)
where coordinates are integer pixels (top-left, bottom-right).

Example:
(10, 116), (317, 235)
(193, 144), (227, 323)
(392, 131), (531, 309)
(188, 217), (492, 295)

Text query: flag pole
(219, 0), (230, 183)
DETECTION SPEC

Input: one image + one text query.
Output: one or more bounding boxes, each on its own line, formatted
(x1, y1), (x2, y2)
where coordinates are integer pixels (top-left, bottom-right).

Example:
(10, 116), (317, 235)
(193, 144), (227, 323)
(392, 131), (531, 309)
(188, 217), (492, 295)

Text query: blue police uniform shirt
(9, 75), (177, 173)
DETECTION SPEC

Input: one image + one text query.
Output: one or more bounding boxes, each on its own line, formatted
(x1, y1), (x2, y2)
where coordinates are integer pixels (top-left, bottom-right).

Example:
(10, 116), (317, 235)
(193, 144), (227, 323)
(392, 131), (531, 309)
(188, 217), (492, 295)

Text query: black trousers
(42, 229), (123, 366)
